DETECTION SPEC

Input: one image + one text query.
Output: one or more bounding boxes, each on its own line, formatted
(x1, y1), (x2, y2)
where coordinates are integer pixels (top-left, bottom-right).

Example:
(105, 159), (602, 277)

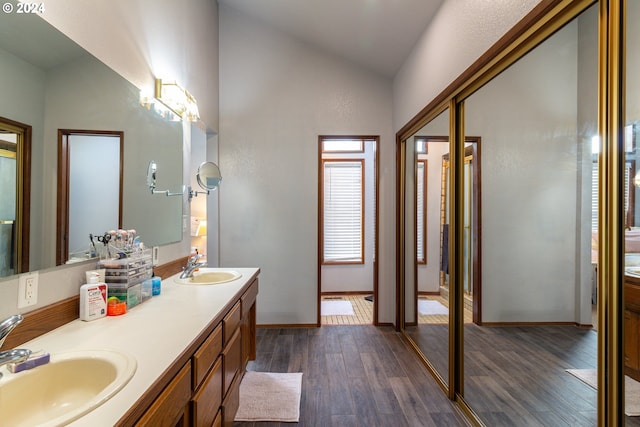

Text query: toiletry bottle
(80, 273), (108, 321)
(152, 275), (161, 296)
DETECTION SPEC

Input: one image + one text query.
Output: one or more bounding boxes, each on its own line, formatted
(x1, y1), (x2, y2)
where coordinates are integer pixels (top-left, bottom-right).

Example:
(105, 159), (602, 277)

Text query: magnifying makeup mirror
(197, 162), (222, 190)
(190, 161), (222, 200)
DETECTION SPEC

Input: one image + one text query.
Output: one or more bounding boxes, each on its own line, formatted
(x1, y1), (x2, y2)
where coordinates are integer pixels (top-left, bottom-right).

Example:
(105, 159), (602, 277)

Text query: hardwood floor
(407, 323), (640, 426)
(233, 325), (469, 427)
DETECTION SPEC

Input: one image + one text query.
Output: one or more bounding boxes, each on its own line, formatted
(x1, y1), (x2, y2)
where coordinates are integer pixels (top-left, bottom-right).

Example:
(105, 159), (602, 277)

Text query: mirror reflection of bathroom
(0, 121), (26, 277)
(189, 124), (220, 267)
(57, 131), (123, 265)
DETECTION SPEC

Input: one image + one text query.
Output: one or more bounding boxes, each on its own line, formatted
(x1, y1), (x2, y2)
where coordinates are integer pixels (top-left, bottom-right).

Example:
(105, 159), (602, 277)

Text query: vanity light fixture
(635, 170), (640, 188)
(155, 79), (200, 122)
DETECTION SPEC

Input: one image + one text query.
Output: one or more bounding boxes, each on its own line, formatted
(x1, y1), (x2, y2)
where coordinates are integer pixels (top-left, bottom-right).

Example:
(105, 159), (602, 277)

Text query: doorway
(440, 139), (481, 324)
(57, 130), (123, 265)
(0, 117), (31, 277)
(317, 136), (379, 326)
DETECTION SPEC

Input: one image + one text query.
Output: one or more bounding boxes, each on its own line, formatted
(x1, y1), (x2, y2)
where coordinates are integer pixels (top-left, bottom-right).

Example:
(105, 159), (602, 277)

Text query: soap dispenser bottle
(79, 273), (108, 321)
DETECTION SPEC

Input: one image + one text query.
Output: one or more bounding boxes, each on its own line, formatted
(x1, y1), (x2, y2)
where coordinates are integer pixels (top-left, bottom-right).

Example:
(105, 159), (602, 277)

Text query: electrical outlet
(18, 272), (38, 308)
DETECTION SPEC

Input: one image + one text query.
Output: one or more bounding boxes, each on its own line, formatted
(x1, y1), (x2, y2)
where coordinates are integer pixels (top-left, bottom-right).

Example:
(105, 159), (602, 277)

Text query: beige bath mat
(234, 371), (303, 422)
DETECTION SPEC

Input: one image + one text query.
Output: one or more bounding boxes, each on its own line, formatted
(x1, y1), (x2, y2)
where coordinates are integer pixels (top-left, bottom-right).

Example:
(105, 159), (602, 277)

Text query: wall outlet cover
(18, 272), (38, 308)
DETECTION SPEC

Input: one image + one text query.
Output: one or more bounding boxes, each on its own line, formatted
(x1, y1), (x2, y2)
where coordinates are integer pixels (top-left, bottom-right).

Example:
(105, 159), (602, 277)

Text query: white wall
(465, 21), (580, 322)
(393, 0), (541, 132)
(219, 5), (395, 325)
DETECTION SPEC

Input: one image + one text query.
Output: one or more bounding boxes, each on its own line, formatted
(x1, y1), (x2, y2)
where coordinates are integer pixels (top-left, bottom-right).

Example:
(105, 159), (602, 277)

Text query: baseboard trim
(258, 323), (319, 328)
(320, 291), (372, 296)
(480, 321), (578, 327)
(258, 322), (395, 328)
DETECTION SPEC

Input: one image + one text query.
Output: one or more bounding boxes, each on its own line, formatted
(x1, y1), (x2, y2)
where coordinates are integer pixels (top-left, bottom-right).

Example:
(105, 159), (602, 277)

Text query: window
(322, 159), (364, 263)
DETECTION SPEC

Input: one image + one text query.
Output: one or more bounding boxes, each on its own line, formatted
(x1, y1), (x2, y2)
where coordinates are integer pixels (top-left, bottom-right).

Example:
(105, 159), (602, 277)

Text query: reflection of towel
(441, 224), (448, 274)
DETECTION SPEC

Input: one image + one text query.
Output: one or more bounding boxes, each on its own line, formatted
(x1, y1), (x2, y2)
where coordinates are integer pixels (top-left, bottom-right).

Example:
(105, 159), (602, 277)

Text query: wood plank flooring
(407, 323), (640, 426)
(233, 325), (469, 427)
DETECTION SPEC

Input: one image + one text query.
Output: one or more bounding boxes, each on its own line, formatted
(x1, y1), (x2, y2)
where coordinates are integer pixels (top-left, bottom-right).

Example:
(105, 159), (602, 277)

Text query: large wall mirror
(0, 10), (183, 278)
(397, 2), (622, 424)
(460, 4), (599, 424)
(402, 108), (451, 388)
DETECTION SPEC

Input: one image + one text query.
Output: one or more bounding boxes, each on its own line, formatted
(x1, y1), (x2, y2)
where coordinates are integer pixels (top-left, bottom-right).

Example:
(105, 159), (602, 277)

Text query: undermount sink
(0, 349), (136, 427)
(174, 268), (242, 285)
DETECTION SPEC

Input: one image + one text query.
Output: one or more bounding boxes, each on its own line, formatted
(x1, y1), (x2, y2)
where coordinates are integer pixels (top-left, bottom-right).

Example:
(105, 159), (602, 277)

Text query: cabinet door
(223, 327), (242, 396)
(241, 279), (258, 368)
(221, 372), (241, 427)
(626, 310), (639, 370)
(136, 363), (192, 427)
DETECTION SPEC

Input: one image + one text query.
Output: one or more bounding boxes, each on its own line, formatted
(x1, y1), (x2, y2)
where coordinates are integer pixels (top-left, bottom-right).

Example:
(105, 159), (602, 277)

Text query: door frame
(0, 116), (31, 275)
(56, 129), (124, 265)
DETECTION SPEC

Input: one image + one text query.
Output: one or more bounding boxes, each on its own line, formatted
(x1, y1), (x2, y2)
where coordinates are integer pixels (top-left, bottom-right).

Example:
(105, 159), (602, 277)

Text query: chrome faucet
(0, 315), (31, 372)
(179, 253), (207, 279)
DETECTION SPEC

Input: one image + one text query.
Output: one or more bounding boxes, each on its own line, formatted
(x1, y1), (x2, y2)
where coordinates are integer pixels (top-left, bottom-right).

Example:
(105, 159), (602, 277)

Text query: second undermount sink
(0, 349), (136, 427)
(174, 268), (242, 285)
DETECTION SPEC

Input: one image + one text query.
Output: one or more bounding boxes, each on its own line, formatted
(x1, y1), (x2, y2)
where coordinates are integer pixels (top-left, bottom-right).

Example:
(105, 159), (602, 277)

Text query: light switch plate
(152, 246), (160, 266)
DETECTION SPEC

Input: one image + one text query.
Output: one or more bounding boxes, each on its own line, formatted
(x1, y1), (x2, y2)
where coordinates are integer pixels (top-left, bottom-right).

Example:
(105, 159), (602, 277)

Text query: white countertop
(1, 267), (259, 426)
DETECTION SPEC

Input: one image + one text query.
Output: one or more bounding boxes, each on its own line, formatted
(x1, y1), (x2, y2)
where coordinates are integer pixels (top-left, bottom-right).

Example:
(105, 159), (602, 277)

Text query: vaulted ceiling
(217, 0), (445, 78)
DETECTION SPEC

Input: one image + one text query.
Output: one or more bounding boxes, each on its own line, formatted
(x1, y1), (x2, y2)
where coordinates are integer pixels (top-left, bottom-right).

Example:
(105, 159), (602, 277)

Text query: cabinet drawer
(193, 323), (222, 389)
(136, 362), (191, 427)
(192, 356), (223, 427)
(223, 301), (241, 345)
(223, 327), (242, 396)
(221, 371), (242, 427)
(627, 282), (640, 312)
(241, 279), (258, 318)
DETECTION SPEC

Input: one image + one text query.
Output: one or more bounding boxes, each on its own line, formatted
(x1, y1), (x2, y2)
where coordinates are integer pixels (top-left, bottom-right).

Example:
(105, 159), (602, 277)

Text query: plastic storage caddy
(98, 249), (152, 310)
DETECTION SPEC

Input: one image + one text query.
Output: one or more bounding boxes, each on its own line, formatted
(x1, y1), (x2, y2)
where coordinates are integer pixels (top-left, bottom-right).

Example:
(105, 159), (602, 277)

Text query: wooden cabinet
(241, 280), (258, 370)
(192, 357), (223, 427)
(136, 363), (192, 427)
(625, 276), (640, 381)
(132, 277), (258, 427)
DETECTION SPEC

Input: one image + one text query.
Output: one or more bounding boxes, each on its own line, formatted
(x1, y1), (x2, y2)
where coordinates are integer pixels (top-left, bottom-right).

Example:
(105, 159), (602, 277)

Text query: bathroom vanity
(625, 273), (640, 381)
(0, 267), (259, 427)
